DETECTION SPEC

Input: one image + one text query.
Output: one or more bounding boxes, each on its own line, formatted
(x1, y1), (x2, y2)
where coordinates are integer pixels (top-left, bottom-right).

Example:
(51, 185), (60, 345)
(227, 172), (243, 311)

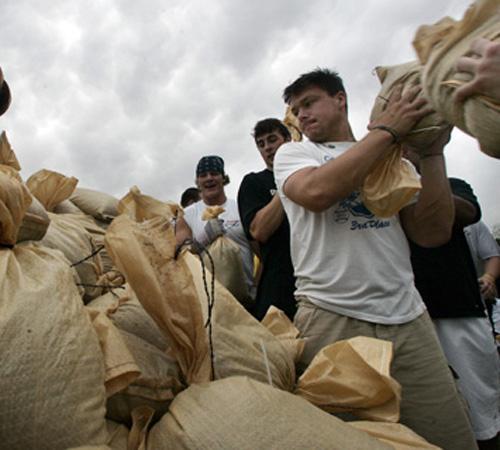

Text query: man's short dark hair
(253, 118), (291, 141)
(283, 68), (346, 105)
(180, 187), (200, 208)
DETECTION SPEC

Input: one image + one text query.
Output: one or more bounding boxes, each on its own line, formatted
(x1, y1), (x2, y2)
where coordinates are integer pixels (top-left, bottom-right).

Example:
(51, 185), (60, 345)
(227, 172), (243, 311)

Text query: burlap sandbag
(295, 336), (402, 422)
(0, 164), (32, 246)
(371, 61), (447, 147)
(71, 187), (120, 222)
(413, 0), (500, 157)
(283, 105), (303, 141)
(0, 243), (107, 449)
(69, 421), (129, 450)
(26, 169), (78, 212)
(105, 192), (296, 390)
(106, 330), (185, 426)
(17, 194), (51, 243)
(54, 198), (84, 214)
(362, 147), (421, 218)
(202, 206), (252, 308)
(86, 308), (140, 398)
(351, 421), (440, 450)
(40, 212), (104, 302)
(147, 376), (391, 450)
(118, 185), (179, 222)
(0, 130), (21, 170)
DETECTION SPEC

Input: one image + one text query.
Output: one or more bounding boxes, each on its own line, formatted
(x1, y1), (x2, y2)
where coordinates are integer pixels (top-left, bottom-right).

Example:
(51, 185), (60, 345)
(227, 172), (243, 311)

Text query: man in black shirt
(406, 159), (500, 449)
(237, 118), (296, 320)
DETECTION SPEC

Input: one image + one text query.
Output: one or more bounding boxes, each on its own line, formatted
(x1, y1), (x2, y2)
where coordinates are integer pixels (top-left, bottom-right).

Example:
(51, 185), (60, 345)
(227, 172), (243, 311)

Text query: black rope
(70, 245), (105, 268)
(76, 282), (126, 290)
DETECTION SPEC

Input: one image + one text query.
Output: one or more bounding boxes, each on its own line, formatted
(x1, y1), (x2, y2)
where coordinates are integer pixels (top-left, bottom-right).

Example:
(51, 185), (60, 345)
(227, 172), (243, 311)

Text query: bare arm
(480, 256), (500, 299)
(400, 129), (454, 247)
(249, 194), (286, 243)
(284, 85), (433, 212)
(175, 216), (193, 248)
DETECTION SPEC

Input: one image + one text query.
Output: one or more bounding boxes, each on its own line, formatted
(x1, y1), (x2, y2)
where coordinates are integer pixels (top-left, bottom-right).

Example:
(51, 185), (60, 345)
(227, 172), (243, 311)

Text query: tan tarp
(413, 0), (500, 157)
(201, 205), (252, 307)
(362, 147), (421, 218)
(41, 212), (104, 302)
(0, 130), (21, 170)
(0, 164), (32, 246)
(295, 336), (402, 422)
(0, 242), (107, 449)
(147, 376), (391, 450)
(71, 187), (120, 222)
(26, 169), (78, 212)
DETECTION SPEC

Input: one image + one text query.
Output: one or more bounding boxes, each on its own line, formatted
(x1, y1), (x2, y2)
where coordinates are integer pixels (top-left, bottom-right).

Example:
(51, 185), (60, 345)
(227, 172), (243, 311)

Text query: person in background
(403, 143), (500, 450)
(0, 67), (11, 116)
(180, 187), (200, 208)
(238, 118), (296, 320)
(274, 67), (476, 450)
(175, 155), (255, 303)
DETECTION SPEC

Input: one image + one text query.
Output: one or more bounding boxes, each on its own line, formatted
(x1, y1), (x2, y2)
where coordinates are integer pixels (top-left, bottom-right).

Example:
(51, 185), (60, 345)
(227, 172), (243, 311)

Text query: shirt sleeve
(237, 173), (269, 241)
(274, 142), (321, 196)
(474, 221), (500, 259)
(450, 177), (481, 224)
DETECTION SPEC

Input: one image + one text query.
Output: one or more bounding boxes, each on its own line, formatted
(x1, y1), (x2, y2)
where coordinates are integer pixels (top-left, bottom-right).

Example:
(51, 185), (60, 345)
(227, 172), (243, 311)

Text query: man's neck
(204, 193), (227, 206)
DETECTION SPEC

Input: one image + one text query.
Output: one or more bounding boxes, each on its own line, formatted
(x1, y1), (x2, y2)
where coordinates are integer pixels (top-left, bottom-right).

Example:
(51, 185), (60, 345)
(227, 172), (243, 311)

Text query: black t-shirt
(409, 178), (485, 318)
(237, 169), (296, 320)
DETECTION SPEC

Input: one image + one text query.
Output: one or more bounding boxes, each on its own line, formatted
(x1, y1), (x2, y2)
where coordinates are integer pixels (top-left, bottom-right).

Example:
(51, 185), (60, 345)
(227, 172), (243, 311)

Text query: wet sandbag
(106, 330), (184, 426)
(71, 187), (120, 222)
(413, 0), (500, 157)
(147, 376), (391, 450)
(40, 212), (104, 302)
(0, 242), (107, 449)
(26, 169), (78, 212)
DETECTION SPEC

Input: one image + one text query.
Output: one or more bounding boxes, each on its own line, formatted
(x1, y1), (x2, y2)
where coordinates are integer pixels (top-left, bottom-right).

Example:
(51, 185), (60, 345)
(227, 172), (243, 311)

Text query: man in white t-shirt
(274, 68), (476, 450)
(175, 155), (255, 304)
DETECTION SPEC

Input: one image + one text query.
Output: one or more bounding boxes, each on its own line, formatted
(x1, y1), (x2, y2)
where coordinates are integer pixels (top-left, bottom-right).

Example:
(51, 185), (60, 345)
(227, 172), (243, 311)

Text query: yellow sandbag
(0, 165), (32, 246)
(26, 169), (78, 212)
(147, 377), (391, 450)
(71, 187), (120, 222)
(362, 147), (421, 218)
(202, 206), (252, 307)
(295, 336), (402, 422)
(0, 243), (107, 449)
(41, 212), (104, 302)
(413, 0), (500, 157)
(86, 308), (140, 398)
(351, 421), (440, 450)
(0, 130), (21, 170)
(106, 330), (184, 426)
(105, 190), (296, 390)
(370, 61), (447, 147)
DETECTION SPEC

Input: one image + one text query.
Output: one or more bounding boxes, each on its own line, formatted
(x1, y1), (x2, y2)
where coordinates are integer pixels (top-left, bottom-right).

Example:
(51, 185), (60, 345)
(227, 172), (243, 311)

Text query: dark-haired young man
(274, 69), (476, 450)
(238, 118), (296, 320)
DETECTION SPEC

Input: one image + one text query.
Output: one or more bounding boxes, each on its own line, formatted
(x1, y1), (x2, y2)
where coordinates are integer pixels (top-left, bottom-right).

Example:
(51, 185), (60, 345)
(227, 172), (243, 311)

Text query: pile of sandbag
(413, 0), (500, 157)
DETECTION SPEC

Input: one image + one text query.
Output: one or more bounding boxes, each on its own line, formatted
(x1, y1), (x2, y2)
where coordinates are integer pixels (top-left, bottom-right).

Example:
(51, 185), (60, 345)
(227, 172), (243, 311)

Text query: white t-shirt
(464, 220), (500, 277)
(274, 140), (425, 324)
(183, 198), (255, 299)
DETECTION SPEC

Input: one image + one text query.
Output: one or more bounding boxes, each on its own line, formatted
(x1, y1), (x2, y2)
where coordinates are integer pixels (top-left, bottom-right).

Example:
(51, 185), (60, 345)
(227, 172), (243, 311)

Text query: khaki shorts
(294, 297), (477, 450)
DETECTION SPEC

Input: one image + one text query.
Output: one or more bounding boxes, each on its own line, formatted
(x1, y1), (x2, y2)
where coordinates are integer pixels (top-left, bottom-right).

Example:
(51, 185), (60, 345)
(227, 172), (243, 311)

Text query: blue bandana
(196, 156), (225, 177)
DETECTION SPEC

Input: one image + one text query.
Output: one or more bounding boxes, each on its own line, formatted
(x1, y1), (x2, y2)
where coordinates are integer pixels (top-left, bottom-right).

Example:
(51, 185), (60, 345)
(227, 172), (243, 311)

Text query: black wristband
(371, 125), (400, 144)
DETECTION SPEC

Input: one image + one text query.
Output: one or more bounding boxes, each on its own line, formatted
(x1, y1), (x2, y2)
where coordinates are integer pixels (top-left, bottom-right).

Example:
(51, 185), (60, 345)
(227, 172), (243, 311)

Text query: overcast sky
(1, 0), (499, 228)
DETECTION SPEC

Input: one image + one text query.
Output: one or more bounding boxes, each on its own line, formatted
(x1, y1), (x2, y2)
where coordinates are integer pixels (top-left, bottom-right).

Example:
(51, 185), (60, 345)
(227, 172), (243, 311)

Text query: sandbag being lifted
(413, 0), (500, 157)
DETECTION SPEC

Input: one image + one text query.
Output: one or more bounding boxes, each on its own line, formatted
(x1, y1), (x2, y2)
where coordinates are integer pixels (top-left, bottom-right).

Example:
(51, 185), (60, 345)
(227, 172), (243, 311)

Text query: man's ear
(336, 91), (346, 109)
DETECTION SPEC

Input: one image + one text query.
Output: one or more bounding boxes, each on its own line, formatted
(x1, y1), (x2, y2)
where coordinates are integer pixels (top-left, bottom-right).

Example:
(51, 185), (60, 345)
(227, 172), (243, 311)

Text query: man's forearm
(402, 154), (454, 247)
(250, 194), (286, 243)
